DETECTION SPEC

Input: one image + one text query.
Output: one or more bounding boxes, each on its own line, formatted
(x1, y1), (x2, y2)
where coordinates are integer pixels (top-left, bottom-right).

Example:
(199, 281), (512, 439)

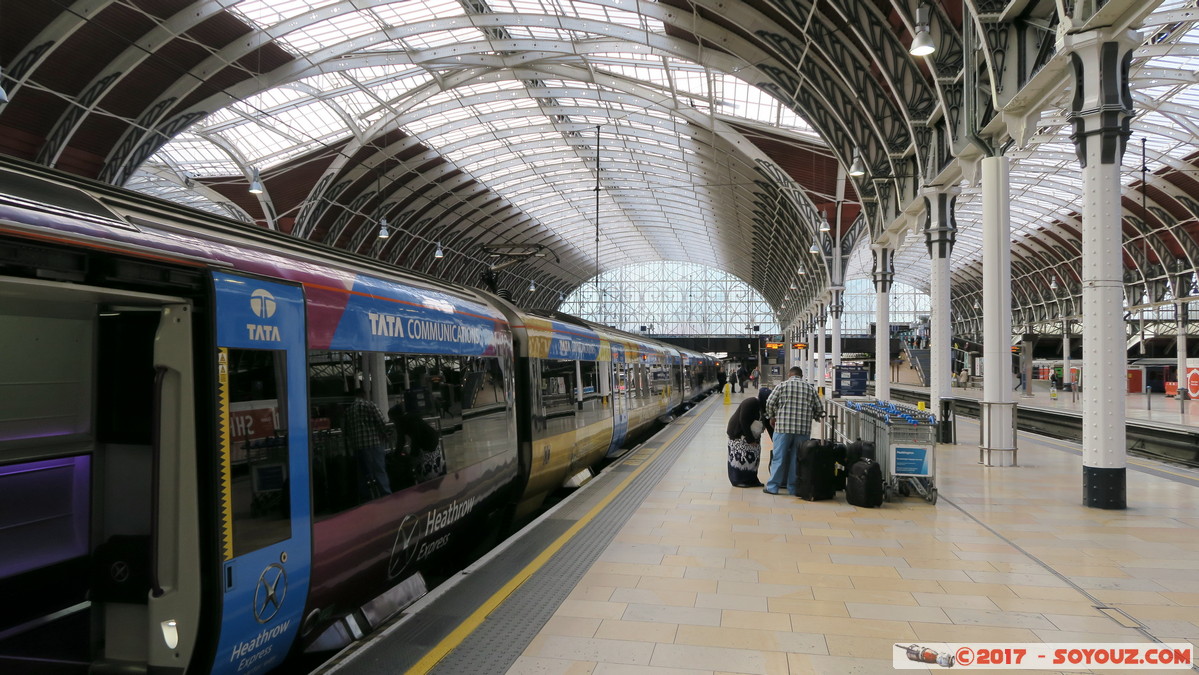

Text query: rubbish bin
(938, 398), (956, 444)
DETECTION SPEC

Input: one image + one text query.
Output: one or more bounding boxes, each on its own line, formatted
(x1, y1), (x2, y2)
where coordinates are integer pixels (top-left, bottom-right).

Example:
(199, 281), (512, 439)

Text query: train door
(0, 276), (202, 674)
(207, 272), (311, 675)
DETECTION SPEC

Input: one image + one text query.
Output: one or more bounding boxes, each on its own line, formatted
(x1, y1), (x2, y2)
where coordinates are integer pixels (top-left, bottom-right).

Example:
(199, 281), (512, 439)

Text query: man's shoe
(761, 488), (778, 495)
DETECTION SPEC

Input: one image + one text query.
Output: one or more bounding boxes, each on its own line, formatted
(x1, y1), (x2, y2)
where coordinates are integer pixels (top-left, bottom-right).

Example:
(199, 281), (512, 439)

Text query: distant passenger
(725, 396), (765, 488)
(344, 389), (392, 499)
(717, 370), (727, 390)
(736, 365), (748, 393)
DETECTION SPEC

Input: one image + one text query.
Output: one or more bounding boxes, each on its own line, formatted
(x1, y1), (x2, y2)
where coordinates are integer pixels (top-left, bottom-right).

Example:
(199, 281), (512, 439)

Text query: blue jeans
(766, 432), (809, 495)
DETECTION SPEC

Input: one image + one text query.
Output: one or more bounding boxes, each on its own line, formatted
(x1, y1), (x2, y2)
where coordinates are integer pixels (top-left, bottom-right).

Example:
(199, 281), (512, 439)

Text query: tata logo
(246, 288), (282, 342)
(250, 289), (277, 318)
(253, 563), (288, 624)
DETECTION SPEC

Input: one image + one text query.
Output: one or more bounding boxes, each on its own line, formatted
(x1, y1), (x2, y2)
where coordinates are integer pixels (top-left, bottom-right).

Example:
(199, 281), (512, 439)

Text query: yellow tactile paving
(511, 393), (1199, 673)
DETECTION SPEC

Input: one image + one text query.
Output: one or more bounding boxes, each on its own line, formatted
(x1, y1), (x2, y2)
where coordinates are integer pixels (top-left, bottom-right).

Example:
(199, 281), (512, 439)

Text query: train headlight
(161, 619), (179, 649)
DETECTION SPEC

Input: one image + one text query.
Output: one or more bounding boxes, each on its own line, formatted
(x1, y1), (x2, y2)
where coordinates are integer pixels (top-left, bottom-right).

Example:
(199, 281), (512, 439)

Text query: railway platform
(320, 391), (1199, 675)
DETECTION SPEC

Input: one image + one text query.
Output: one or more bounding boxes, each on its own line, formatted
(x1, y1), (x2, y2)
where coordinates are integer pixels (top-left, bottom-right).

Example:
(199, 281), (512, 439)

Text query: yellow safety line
(404, 403), (704, 674)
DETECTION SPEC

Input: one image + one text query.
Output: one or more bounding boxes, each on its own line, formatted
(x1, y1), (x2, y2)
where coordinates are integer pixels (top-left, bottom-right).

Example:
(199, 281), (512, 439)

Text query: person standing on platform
(725, 397), (765, 488)
(344, 388), (392, 499)
(762, 366), (823, 496)
(736, 364), (748, 393)
(717, 369), (727, 391)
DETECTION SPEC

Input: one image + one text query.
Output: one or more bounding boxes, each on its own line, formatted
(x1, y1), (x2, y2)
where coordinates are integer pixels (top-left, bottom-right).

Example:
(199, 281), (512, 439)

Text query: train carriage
(0, 158), (719, 675)
(0, 160), (520, 674)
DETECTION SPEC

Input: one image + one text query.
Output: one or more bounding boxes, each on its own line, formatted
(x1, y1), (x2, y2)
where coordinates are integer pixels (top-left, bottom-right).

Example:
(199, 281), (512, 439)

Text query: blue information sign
(892, 445), (933, 477)
(835, 365), (868, 396)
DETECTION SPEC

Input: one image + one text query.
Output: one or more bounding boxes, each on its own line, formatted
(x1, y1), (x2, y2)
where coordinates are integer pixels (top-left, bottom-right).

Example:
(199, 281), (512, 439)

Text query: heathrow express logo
(388, 514), (421, 578)
(250, 289), (277, 319)
(253, 563), (288, 624)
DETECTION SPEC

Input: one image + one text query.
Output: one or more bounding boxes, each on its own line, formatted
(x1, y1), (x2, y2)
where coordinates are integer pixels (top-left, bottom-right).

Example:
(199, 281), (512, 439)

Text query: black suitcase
(845, 440), (876, 467)
(796, 440), (837, 501)
(846, 458), (884, 507)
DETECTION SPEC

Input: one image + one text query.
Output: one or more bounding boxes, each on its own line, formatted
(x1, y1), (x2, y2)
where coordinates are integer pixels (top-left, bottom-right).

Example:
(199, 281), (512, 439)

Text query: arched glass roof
(561, 261), (780, 336)
(856, 3), (1199, 297)
(138, 0), (821, 281)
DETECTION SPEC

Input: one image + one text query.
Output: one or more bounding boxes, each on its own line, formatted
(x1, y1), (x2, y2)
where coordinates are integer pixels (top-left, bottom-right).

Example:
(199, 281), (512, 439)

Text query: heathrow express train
(0, 158), (718, 675)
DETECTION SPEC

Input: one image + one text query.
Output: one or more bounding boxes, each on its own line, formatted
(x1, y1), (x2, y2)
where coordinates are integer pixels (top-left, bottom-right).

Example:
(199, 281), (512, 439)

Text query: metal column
(1177, 302), (1188, 400)
(817, 307), (827, 394)
(830, 290), (843, 370)
(923, 188), (958, 425)
(1062, 322), (1072, 391)
(979, 156), (1016, 466)
(873, 245), (893, 402)
(1065, 29), (1138, 508)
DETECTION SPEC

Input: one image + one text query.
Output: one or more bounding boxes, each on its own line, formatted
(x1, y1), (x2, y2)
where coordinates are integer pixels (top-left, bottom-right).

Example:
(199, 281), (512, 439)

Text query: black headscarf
(757, 386), (772, 412)
(726, 396), (762, 440)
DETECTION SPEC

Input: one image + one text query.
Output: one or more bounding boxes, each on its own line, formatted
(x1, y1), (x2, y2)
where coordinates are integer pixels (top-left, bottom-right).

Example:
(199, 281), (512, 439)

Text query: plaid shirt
(343, 397), (389, 449)
(763, 376), (822, 435)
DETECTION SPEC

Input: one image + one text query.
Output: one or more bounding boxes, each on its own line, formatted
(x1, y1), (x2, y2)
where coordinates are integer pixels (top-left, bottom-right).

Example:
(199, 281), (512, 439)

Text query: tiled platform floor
(512, 393), (1199, 674)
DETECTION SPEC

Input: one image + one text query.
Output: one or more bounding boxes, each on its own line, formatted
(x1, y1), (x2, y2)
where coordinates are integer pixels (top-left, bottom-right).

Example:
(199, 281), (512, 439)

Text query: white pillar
(831, 293), (843, 369)
(1062, 320), (1072, 391)
(1176, 303), (1187, 400)
(980, 155), (1016, 465)
(808, 323), (818, 384)
(1066, 29), (1138, 508)
(873, 246), (893, 401)
(818, 308), (828, 394)
(923, 188), (958, 426)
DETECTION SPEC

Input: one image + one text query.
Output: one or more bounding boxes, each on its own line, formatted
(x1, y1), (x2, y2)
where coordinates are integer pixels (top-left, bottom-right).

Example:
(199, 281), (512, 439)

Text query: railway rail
(878, 387), (1199, 470)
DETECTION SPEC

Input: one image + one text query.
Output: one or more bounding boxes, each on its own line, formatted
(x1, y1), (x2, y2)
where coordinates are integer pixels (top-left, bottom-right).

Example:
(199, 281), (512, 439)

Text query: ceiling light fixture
(819, 211), (831, 232)
(247, 167), (264, 194)
(528, 279), (537, 292)
(909, 6), (936, 56)
(798, 265), (806, 275)
(377, 217), (390, 239)
(809, 241), (820, 254)
(435, 242), (444, 259)
(1050, 275), (1057, 290)
(849, 150), (866, 177)
(0, 67), (8, 105)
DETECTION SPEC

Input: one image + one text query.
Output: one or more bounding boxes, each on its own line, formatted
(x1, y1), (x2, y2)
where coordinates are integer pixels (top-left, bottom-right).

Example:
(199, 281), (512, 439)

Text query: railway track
(881, 387), (1199, 470)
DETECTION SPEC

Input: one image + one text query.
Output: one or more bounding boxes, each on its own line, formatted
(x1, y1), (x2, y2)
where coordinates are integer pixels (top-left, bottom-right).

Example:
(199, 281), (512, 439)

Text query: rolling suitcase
(796, 440), (837, 501)
(846, 457), (884, 507)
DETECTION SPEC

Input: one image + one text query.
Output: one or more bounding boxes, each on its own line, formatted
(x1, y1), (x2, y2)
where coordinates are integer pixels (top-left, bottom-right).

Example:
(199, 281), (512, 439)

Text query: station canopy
(1, 0), (1198, 331)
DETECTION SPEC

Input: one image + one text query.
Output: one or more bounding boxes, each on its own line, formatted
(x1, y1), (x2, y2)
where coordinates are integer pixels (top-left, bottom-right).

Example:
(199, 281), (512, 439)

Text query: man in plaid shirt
(344, 388), (392, 499)
(762, 366), (823, 495)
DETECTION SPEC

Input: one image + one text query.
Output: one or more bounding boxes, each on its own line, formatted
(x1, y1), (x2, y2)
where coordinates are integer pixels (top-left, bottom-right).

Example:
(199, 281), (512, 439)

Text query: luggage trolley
(886, 417), (938, 504)
(826, 398), (938, 504)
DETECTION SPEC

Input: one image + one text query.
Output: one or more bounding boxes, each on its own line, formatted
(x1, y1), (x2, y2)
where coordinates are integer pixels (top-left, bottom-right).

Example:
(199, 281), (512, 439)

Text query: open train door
(207, 272), (311, 675)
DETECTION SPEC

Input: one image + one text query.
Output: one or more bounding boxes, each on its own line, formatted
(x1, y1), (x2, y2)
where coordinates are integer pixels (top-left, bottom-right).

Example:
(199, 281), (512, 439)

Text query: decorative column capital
(921, 187), (959, 260)
(1063, 29), (1139, 167)
(872, 246), (894, 294)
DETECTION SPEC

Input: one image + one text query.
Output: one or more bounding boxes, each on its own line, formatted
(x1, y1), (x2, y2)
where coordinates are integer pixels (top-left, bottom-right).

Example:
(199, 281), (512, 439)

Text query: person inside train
(389, 399), (444, 485)
(344, 388), (392, 500)
(725, 396), (765, 488)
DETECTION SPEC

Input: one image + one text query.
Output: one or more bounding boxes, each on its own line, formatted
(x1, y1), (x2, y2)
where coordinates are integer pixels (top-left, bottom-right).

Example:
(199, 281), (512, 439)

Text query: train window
(309, 351), (513, 517)
(387, 354), (511, 483)
(225, 348), (291, 556)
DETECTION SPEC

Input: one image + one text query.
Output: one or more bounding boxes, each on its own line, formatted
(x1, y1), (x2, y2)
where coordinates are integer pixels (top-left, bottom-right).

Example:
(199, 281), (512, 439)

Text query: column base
(979, 401), (1017, 467)
(1083, 466), (1126, 509)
